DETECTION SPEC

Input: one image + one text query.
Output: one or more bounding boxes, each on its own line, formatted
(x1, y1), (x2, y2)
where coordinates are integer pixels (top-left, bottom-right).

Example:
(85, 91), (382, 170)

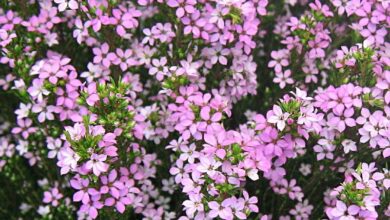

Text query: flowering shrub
(0, 0), (389, 219)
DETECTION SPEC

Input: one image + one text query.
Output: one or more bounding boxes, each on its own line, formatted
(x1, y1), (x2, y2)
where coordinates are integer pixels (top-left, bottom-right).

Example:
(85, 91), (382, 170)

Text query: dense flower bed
(0, 0), (389, 219)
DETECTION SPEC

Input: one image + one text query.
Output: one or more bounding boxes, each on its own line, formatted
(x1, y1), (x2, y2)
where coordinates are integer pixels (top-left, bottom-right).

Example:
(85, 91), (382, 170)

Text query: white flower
(291, 88), (313, 101)
(29, 60), (44, 76)
(44, 33), (59, 46)
(47, 137), (62, 159)
(37, 205), (50, 216)
(12, 79), (26, 90)
(162, 177), (176, 194)
(14, 103), (31, 119)
(164, 211), (176, 220)
(268, 105), (290, 131)
(342, 139), (357, 154)
(247, 169), (259, 180)
(19, 203), (32, 213)
(37, 178), (49, 187)
(299, 163), (312, 176)
(65, 123), (85, 141)
(54, 0), (78, 12)
(15, 140), (29, 155)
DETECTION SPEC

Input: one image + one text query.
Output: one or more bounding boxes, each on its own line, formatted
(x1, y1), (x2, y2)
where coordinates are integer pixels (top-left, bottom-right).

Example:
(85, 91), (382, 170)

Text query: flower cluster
(325, 163), (389, 219)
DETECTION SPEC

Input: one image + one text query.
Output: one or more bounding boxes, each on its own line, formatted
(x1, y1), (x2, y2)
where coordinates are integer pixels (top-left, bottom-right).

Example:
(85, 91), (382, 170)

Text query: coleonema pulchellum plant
(0, 0), (389, 219)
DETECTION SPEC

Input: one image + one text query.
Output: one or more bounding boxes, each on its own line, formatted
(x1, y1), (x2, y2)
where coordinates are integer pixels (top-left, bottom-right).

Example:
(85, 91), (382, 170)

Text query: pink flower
(180, 55), (202, 78)
(43, 187), (63, 207)
(167, 0), (196, 18)
(15, 103), (31, 119)
(183, 194), (204, 218)
(112, 8), (141, 36)
(309, 0), (334, 17)
(179, 143), (198, 163)
(11, 119), (37, 139)
(268, 49), (289, 73)
(79, 194), (103, 219)
(203, 44), (230, 66)
(149, 57), (168, 81)
(170, 159), (186, 184)
(112, 48), (138, 71)
(332, 0), (348, 15)
(328, 108), (356, 132)
(0, 29), (16, 47)
(57, 146), (80, 175)
(93, 43), (113, 68)
(85, 154), (109, 176)
(360, 24), (387, 46)
(71, 177), (90, 204)
(243, 191), (258, 212)
(308, 32), (330, 59)
(290, 200), (313, 219)
(86, 83), (99, 106)
(273, 69), (294, 89)
(65, 123), (86, 141)
(358, 111), (389, 148)
(330, 201), (359, 219)
(47, 137), (62, 158)
(196, 156), (221, 176)
(32, 100), (56, 122)
(208, 200), (233, 220)
(314, 139), (335, 160)
(203, 131), (231, 159)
